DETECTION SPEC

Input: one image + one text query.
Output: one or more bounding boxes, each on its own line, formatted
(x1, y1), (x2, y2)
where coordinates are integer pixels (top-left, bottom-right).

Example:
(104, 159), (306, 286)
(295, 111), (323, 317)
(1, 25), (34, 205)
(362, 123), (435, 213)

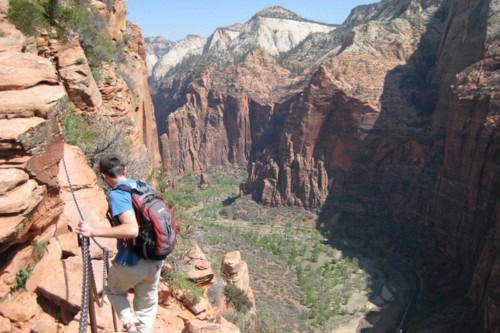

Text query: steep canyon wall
(151, 0), (499, 330)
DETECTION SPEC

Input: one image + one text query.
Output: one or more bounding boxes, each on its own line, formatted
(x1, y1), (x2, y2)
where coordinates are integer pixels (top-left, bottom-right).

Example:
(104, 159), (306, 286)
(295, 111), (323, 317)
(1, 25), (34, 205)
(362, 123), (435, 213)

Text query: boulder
(35, 256), (104, 314)
(0, 168), (29, 196)
(188, 260), (214, 287)
(185, 244), (214, 286)
(0, 84), (66, 119)
(0, 51), (58, 90)
(56, 38), (102, 111)
(0, 292), (41, 323)
(30, 313), (59, 333)
(0, 316), (11, 333)
(182, 318), (240, 333)
(26, 240), (62, 293)
(199, 173), (210, 190)
(0, 117), (45, 142)
(0, 179), (39, 213)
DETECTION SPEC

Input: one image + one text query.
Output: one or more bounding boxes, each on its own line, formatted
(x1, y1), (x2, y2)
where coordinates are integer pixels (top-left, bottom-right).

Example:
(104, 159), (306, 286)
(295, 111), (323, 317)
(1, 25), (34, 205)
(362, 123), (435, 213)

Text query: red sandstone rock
(0, 168), (29, 195)
(56, 38), (102, 111)
(58, 144), (117, 256)
(199, 173), (210, 190)
(0, 179), (38, 213)
(220, 251), (256, 313)
(0, 292), (41, 323)
(0, 84), (66, 119)
(0, 316), (10, 333)
(0, 52), (58, 90)
(26, 240), (62, 293)
(0, 117), (46, 142)
(36, 256), (105, 314)
(30, 313), (59, 333)
(0, 245), (33, 298)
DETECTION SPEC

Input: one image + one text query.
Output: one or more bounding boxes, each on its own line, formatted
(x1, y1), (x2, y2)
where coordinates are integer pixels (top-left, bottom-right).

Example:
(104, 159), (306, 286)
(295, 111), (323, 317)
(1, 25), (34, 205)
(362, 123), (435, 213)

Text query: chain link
(62, 158), (109, 332)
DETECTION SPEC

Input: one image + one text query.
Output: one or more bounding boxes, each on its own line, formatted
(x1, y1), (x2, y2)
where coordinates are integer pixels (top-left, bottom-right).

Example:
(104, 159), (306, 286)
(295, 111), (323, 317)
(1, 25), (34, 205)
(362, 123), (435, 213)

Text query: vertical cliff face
(328, 0), (499, 330)
(90, 0), (161, 169)
(430, 2), (499, 330)
(0, 0), (70, 261)
(154, 48), (294, 174)
(39, 0), (162, 170)
(244, 0), (447, 209)
(150, 0), (498, 330)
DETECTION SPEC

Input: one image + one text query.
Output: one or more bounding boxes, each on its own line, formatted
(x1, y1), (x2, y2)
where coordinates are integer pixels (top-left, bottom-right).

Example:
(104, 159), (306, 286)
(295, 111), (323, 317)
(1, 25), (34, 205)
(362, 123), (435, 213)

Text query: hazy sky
(126, 1), (379, 41)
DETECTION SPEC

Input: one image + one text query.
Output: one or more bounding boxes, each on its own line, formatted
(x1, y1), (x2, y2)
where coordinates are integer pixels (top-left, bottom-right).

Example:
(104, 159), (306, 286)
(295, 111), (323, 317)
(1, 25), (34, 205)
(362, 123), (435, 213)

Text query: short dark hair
(99, 154), (126, 177)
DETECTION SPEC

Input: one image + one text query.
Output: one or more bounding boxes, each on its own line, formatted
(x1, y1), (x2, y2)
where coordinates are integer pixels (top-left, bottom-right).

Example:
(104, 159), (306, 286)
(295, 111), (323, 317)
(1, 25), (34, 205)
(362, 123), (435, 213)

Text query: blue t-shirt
(109, 179), (141, 266)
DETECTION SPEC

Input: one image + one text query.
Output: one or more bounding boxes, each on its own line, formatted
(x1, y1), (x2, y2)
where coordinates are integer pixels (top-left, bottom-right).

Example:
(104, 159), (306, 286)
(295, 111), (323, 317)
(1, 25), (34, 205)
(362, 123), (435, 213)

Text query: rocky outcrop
(325, 0), (498, 331)
(220, 251), (256, 313)
(0, 15), (66, 254)
(34, 2), (162, 171)
(199, 173), (210, 190)
(54, 38), (103, 112)
(91, 0), (127, 42)
(185, 244), (215, 287)
(182, 318), (240, 333)
(205, 6), (335, 57)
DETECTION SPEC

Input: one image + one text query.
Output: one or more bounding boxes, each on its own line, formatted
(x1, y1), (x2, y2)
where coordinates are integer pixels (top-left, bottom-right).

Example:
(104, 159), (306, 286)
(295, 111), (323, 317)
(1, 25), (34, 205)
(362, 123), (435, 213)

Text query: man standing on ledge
(76, 154), (162, 333)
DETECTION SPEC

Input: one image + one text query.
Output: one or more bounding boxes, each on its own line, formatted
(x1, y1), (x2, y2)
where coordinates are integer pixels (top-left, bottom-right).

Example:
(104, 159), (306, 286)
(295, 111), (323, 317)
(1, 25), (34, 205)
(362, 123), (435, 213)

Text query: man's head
(99, 154), (126, 186)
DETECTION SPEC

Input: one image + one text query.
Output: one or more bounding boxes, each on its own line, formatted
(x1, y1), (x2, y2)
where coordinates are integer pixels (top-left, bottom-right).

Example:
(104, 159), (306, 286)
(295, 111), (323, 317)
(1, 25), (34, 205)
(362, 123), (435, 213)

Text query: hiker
(76, 154), (163, 333)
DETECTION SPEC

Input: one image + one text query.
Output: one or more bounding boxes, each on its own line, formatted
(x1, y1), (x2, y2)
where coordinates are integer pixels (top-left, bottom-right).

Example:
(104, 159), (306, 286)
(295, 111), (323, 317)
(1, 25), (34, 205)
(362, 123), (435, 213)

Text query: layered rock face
(328, 1), (499, 330)
(154, 49), (293, 174)
(38, 0), (162, 170)
(0, 8), (66, 257)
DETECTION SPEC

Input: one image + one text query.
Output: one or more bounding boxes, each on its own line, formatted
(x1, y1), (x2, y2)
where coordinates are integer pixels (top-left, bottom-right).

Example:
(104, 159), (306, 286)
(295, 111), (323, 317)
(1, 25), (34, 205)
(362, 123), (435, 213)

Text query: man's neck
(110, 175), (128, 188)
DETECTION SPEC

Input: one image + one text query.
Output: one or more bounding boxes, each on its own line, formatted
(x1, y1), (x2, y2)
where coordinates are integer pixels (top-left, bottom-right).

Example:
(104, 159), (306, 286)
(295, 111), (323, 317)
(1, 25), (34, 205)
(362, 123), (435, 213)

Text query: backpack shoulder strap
(113, 181), (148, 195)
(115, 184), (132, 192)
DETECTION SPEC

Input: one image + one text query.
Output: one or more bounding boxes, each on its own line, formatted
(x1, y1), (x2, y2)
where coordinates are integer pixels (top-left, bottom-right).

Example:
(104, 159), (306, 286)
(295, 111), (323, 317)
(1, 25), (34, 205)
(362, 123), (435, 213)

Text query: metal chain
(80, 237), (91, 333)
(61, 157), (110, 332)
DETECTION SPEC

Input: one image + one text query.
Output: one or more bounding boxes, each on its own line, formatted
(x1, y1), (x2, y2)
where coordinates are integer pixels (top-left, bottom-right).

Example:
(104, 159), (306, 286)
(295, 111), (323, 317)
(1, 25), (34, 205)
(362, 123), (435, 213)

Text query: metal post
(112, 305), (119, 332)
(88, 272), (98, 333)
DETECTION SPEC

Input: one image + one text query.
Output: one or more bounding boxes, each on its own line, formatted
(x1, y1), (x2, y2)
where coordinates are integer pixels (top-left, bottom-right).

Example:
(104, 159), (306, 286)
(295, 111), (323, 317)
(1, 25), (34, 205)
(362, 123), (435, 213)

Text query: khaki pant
(107, 259), (163, 333)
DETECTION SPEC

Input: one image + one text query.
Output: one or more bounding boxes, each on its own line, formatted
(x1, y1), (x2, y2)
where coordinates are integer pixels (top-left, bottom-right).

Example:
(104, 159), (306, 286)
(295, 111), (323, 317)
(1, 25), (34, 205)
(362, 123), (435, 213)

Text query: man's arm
(76, 210), (139, 239)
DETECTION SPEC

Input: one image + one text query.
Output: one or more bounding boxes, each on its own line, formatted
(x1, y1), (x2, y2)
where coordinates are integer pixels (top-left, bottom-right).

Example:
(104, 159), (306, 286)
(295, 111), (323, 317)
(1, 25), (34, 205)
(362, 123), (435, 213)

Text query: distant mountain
(150, 35), (207, 80)
(146, 6), (335, 79)
(252, 6), (308, 21)
(144, 36), (174, 75)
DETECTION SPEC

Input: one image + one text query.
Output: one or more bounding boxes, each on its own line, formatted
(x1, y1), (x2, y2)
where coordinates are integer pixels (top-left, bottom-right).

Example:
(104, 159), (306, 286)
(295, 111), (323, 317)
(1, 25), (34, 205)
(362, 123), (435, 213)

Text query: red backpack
(108, 181), (177, 260)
